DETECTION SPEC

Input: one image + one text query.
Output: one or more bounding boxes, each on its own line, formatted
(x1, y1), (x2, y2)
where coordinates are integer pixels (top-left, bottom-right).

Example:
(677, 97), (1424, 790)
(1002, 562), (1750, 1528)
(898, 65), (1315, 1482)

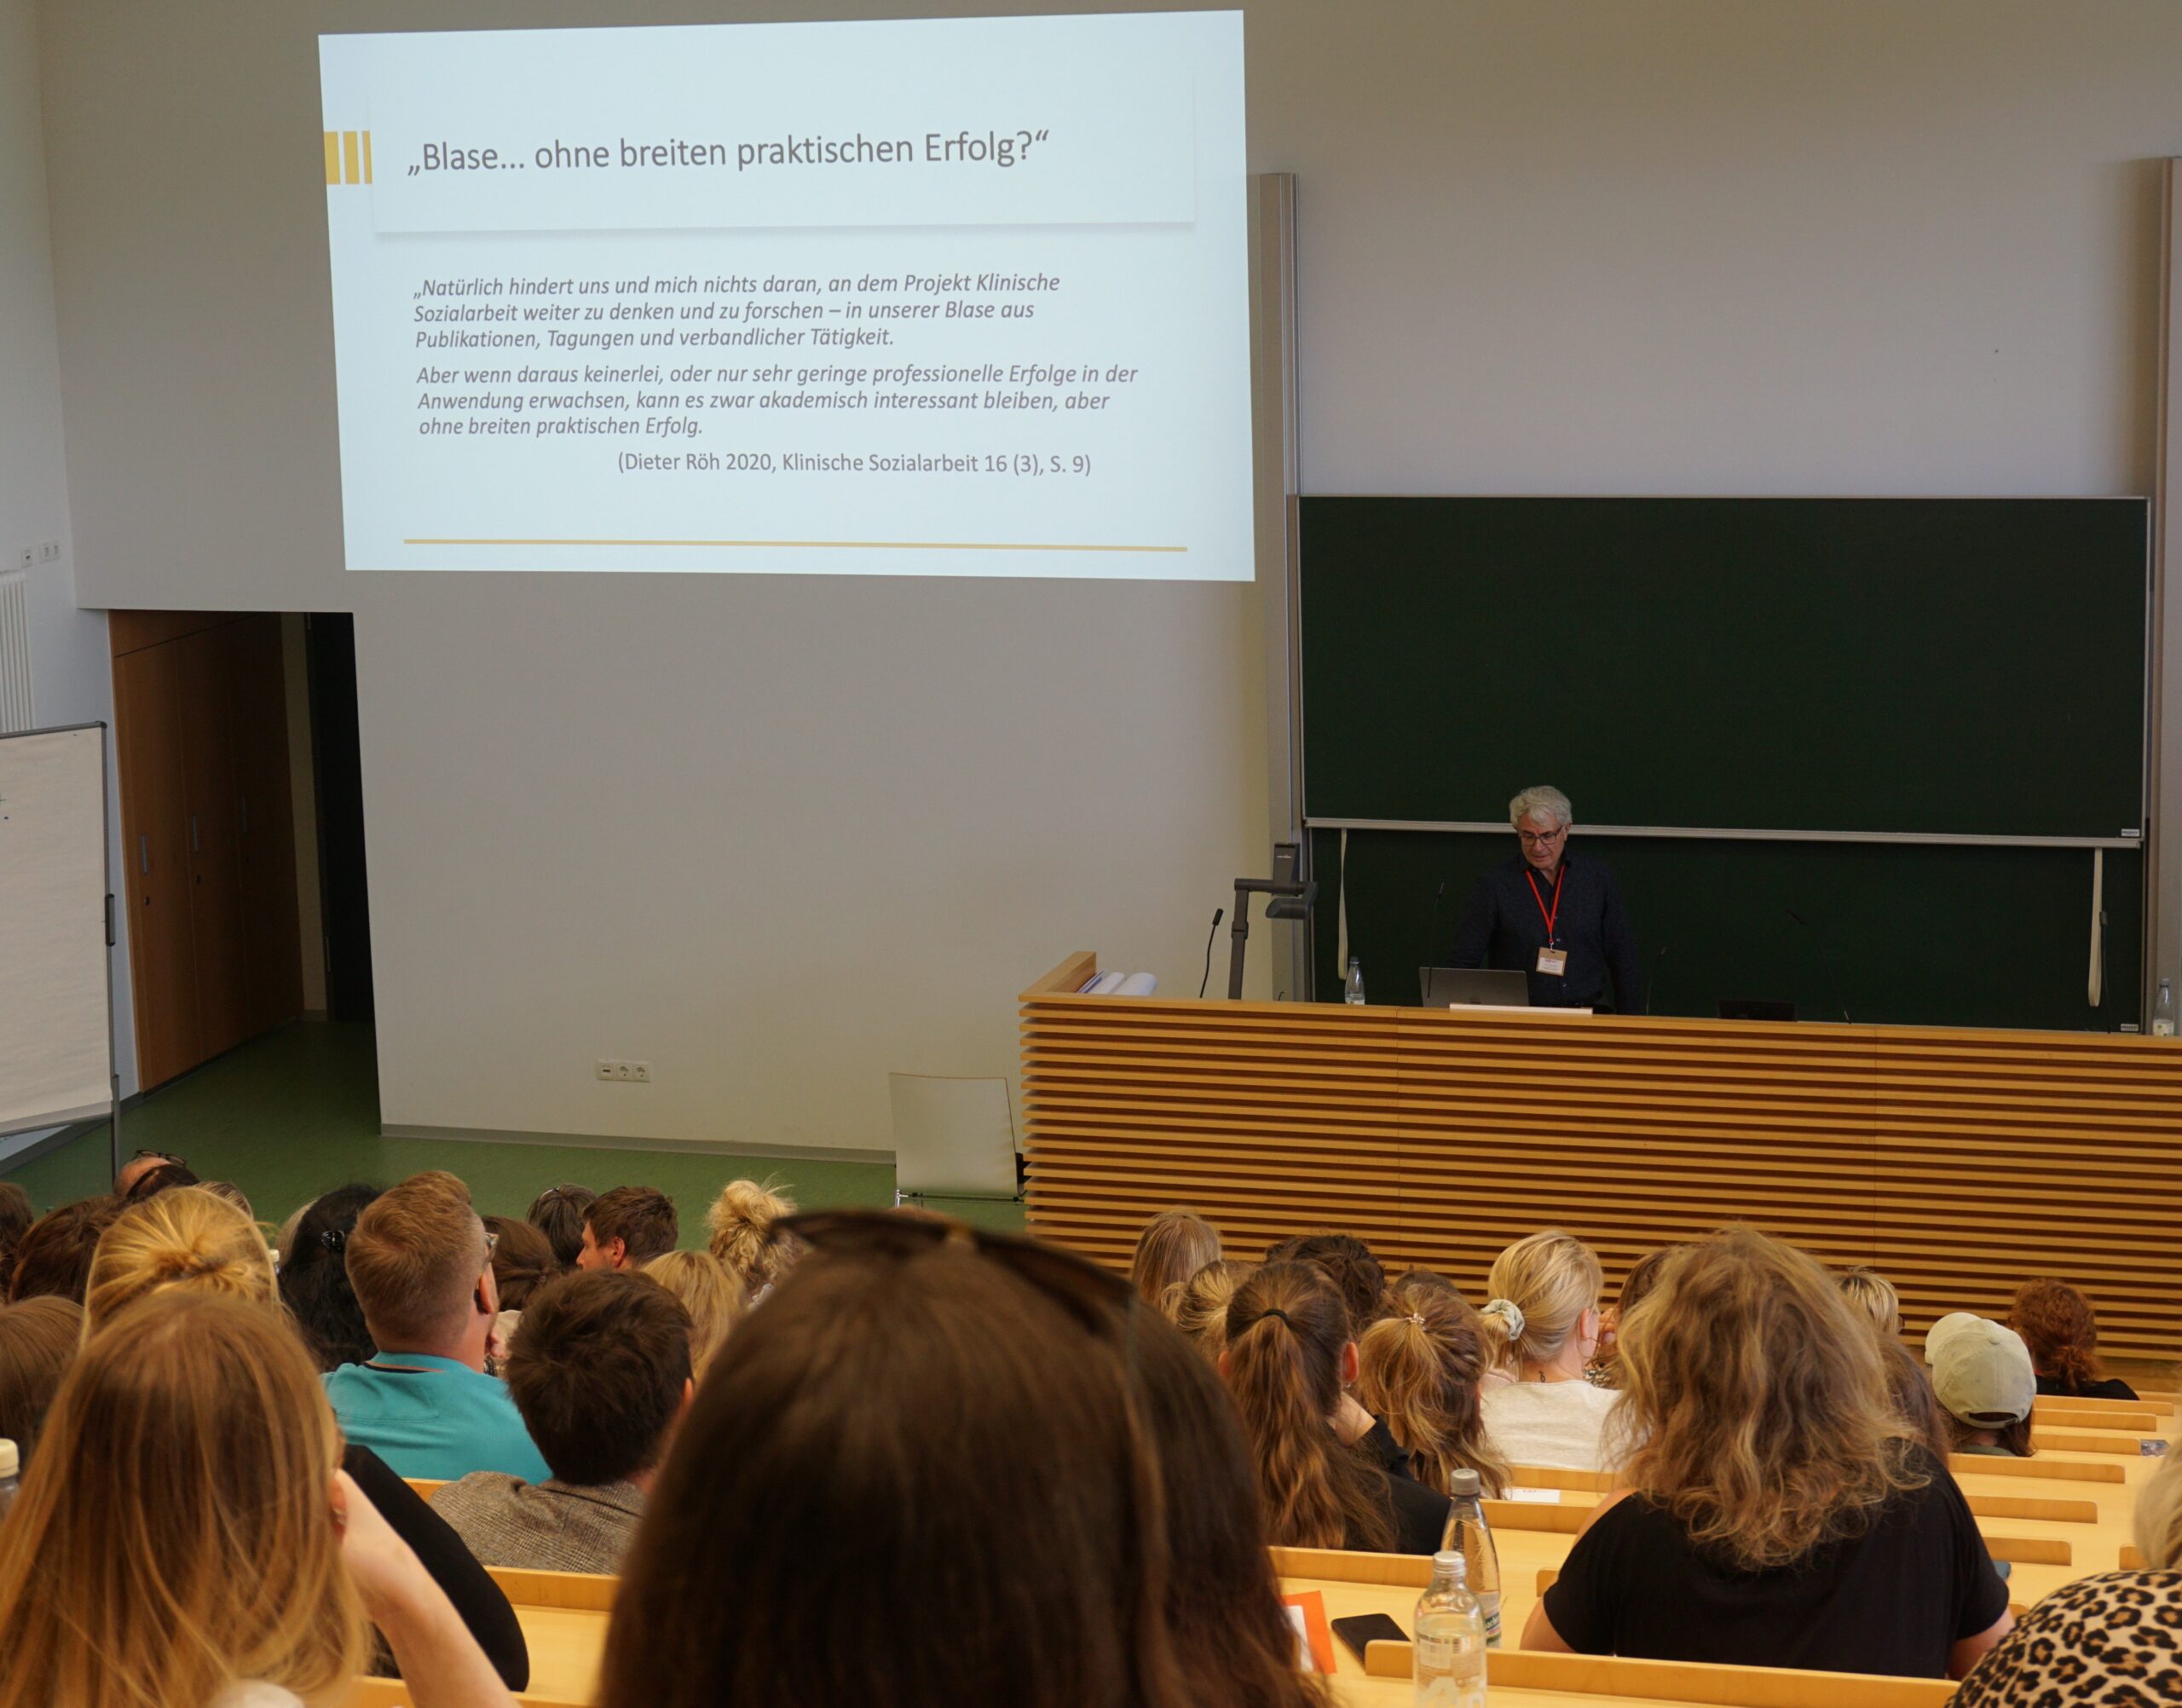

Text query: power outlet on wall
(594, 1059), (651, 1082)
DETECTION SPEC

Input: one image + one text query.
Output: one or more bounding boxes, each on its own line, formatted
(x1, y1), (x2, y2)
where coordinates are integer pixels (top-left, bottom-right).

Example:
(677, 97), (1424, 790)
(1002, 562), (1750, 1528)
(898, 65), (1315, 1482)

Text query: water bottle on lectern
(2156, 978), (2175, 1037)
(1345, 958), (1366, 1006)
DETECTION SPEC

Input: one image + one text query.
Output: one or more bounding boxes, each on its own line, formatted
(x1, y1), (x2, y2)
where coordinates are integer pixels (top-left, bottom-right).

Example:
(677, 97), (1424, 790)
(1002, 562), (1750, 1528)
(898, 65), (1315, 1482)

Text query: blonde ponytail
(1357, 1282), (1510, 1497)
(1164, 1259), (1255, 1358)
(1483, 1231), (1601, 1373)
(1222, 1262), (1394, 1551)
(84, 1188), (274, 1337)
(705, 1179), (799, 1295)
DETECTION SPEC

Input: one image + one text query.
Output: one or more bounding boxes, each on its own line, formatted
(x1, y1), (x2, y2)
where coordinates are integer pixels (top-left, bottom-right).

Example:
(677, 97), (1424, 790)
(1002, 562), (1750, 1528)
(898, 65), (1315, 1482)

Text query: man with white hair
(1447, 786), (1641, 1010)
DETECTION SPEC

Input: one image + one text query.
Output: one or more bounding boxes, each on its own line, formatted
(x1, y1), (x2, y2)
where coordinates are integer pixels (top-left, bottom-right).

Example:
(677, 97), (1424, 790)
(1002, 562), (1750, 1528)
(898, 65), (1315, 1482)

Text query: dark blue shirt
(1447, 849), (1641, 1011)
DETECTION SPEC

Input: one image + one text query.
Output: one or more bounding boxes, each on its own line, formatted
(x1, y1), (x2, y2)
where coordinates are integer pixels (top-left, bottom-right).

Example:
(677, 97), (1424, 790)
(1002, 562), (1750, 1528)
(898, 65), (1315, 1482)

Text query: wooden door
(176, 621), (251, 1061)
(112, 642), (202, 1088)
(230, 615), (303, 1034)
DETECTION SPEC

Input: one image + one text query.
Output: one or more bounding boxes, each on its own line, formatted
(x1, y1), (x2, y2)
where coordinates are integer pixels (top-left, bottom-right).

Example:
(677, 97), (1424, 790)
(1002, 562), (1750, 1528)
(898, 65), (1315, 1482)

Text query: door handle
(190, 814), (199, 854)
(138, 834), (148, 874)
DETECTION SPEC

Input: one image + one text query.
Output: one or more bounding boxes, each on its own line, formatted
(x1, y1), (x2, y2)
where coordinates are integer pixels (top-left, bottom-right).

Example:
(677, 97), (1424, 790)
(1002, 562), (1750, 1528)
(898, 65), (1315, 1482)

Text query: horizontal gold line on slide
(400, 536), (1186, 553)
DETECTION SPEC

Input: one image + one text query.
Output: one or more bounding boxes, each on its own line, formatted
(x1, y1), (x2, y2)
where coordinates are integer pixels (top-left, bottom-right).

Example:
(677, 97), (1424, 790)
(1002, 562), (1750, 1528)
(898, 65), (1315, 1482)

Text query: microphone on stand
(1644, 945), (1668, 1017)
(1198, 907), (1225, 1000)
(1786, 907), (1852, 1024)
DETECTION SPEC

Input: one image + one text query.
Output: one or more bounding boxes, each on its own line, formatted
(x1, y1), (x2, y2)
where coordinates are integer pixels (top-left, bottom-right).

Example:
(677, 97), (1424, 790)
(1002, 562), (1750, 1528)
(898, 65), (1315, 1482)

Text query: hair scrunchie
(1253, 1307), (1294, 1329)
(1480, 1297), (1527, 1343)
(319, 1227), (347, 1254)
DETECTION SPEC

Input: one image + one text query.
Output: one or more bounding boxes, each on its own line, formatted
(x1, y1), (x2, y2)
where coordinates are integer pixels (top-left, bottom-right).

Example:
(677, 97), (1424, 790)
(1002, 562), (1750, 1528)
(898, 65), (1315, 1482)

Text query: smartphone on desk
(1331, 1613), (1407, 1664)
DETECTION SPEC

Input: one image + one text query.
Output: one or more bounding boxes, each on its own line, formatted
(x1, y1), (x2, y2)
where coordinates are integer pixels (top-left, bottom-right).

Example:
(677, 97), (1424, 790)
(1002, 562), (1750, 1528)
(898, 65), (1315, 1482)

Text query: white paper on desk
(1284, 1604), (1316, 1671)
(1504, 1486), (1562, 1503)
(1114, 972), (1158, 996)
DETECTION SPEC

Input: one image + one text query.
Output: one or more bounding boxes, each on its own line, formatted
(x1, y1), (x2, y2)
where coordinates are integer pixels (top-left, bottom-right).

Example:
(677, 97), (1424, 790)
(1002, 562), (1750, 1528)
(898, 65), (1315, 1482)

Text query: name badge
(1537, 946), (1568, 977)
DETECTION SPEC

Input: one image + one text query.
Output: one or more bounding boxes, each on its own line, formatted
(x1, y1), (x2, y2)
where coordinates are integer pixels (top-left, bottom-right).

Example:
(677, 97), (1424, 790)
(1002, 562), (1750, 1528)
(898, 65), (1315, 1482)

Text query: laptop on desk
(1419, 967), (1530, 1008)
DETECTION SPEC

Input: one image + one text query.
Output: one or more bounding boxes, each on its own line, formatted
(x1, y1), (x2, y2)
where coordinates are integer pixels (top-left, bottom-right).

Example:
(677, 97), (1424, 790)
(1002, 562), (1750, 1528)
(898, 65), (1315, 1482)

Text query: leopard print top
(1953, 1571), (2182, 1707)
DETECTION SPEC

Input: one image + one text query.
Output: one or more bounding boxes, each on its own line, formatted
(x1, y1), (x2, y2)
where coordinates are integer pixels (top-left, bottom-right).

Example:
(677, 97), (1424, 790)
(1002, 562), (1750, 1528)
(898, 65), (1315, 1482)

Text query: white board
(0, 725), (114, 1137)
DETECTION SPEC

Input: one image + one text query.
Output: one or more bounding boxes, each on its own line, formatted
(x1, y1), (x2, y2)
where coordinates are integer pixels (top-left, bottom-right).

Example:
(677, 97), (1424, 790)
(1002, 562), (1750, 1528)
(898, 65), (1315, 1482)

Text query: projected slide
(317, 14), (1250, 580)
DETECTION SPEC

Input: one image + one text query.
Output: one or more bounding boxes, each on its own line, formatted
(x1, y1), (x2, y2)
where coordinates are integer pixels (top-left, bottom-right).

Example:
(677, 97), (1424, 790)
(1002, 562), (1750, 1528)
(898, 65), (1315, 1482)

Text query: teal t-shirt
(323, 1353), (551, 1484)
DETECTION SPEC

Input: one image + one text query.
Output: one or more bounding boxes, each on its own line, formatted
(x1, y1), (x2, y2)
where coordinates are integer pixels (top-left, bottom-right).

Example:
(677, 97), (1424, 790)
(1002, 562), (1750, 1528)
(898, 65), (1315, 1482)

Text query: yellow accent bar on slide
(362, 131), (373, 184)
(323, 131), (340, 186)
(343, 131), (361, 186)
(401, 537), (1188, 554)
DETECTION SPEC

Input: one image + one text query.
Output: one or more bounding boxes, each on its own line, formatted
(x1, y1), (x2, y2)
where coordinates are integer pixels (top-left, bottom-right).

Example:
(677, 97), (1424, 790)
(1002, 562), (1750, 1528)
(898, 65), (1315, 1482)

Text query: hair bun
(1480, 1297), (1527, 1343)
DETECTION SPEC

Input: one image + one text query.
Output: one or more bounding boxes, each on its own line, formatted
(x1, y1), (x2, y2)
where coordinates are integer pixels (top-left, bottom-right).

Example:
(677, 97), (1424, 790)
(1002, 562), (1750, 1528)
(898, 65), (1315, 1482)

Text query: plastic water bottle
(1345, 957), (1367, 1006)
(1413, 1548), (1486, 1706)
(2156, 978), (2175, 1037)
(0, 1440), (19, 1524)
(1442, 1468), (1503, 1646)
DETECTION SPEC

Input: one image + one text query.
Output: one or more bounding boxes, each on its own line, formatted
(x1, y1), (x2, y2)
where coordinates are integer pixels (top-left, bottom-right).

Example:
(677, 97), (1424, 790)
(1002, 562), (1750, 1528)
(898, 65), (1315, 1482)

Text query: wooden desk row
(1019, 953), (2182, 1358)
(377, 1447), (2156, 1708)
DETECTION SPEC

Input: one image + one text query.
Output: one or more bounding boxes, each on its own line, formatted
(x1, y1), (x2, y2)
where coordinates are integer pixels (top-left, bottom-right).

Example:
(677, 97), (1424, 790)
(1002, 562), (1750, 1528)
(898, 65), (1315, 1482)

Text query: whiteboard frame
(0, 723), (121, 1174)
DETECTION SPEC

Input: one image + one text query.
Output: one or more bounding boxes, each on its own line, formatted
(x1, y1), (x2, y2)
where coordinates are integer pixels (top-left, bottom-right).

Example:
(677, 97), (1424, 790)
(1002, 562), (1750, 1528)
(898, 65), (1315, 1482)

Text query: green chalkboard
(1299, 497), (2150, 1030)
(1300, 498), (2147, 838)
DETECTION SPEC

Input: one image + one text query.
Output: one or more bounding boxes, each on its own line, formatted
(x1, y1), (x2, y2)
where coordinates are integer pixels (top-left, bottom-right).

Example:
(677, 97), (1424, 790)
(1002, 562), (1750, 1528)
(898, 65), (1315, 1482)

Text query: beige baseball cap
(1931, 1317), (2036, 1428)
(1924, 1311), (1983, 1365)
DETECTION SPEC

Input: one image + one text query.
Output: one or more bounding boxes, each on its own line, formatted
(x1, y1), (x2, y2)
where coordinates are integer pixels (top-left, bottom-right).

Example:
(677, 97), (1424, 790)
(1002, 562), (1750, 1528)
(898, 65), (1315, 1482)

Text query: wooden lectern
(1019, 952), (2182, 1359)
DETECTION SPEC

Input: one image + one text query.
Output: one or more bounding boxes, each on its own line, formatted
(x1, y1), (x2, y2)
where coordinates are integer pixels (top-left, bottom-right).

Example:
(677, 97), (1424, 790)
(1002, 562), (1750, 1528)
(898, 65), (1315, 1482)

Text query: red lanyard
(1526, 866), (1564, 944)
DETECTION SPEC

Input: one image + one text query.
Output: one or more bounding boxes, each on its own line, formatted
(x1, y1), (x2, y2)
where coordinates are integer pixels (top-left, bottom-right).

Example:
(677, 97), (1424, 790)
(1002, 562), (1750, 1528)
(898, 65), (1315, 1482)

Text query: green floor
(3, 1021), (1024, 1238)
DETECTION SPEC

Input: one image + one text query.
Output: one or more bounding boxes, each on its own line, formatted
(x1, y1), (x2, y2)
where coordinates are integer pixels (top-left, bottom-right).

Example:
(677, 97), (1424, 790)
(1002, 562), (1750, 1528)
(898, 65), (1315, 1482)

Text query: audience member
(526, 1184), (597, 1271)
(482, 1215), (556, 1374)
(1588, 1245), (1682, 1388)
(1953, 1451), (2182, 1705)
(73, 1174), (526, 1688)
(1357, 1280), (1510, 1497)
(118, 1159), (200, 1203)
(1221, 1261), (1449, 1554)
(1163, 1258), (1255, 1358)
(0, 1297), (80, 1465)
(578, 1186), (678, 1272)
(274, 1197), (315, 1271)
(1526, 1227), (2011, 1678)
(2011, 1277), (2140, 1400)
(280, 1184), (382, 1372)
(0, 1292), (521, 1708)
(1477, 1230), (1619, 1470)
(1929, 1315), (2036, 1457)
(1134, 1304), (1331, 1708)
(1130, 1209), (1222, 1309)
(704, 1177), (799, 1298)
(1837, 1266), (1903, 1336)
(201, 1180), (255, 1220)
(0, 1182), (32, 1284)
(598, 1209), (1201, 1708)
(641, 1249), (741, 1376)
(83, 1186), (275, 1335)
(7, 1197), (118, 1304)
(434, 1272), (694, 1573)
(332, 1171), (550, 1482)
(111, 1148), (184, 1198)
(1264, 1231), (1388, 1329)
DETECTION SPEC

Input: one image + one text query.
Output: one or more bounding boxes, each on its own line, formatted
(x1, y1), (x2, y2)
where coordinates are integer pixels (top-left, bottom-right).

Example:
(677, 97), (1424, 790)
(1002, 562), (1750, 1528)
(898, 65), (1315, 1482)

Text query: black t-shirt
(1540, 1451), (2008, 1677)
(1348, 1418), (1451, 1555)
(2035, 1372), (2139, 1401)
(343, 1443), (530, 1689)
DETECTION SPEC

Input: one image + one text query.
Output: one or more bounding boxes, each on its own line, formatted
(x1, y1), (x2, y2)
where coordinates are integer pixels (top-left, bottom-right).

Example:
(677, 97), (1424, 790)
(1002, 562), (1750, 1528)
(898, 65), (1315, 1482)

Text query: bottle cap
(1432, 1548), (1463, 1574)
(0, 1439), (17, 1478)
(1449, 1468), (1482, 1497)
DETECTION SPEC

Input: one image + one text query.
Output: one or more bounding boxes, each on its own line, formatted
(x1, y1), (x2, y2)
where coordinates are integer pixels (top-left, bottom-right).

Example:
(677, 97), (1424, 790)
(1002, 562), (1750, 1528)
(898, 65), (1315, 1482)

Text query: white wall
(34, 0), (2182, 1150)
(0, 0), (134, 1166)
